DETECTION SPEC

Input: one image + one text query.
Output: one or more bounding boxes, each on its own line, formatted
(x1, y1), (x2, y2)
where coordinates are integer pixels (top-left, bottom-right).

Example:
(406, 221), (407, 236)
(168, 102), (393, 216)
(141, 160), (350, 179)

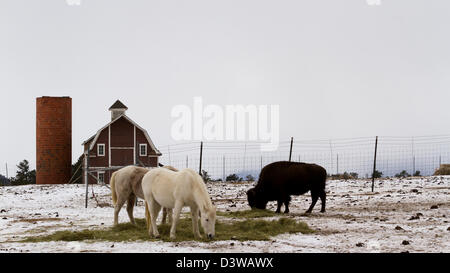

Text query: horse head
(200, 205), (216, 239)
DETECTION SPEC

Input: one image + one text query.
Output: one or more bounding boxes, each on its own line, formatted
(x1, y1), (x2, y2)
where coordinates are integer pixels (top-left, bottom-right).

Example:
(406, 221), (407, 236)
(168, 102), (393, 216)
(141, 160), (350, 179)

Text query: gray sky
(1, 0), (450, 173)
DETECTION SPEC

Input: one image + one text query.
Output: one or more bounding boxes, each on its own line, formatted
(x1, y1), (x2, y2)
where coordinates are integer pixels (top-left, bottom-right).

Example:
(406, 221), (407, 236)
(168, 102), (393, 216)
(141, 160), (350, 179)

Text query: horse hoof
(320, 210), (326, 213)
(275, 210), (281, 214)
(305, 210), (312, 214)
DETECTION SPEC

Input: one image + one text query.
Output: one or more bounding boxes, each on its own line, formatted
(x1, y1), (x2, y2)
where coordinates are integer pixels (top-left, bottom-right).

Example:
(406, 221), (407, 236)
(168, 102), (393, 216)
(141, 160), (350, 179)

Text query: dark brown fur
(247, 161), (327, 213)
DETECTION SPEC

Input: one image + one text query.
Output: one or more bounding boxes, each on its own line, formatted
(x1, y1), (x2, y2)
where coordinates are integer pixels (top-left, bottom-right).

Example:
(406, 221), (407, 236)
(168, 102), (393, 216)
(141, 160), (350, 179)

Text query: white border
(97, 144), (105, 157)
(97, 171), (105, 184)
(139, 143), (147, 156)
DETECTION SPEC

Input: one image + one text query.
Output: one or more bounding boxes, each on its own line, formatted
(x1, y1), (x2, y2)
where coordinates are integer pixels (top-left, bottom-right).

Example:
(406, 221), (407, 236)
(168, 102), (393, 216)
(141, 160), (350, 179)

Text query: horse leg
(113, 196), (127, 226)
(149, 199), (161, 238)
(275, 200), (282, 213)
(170, 201), (183, 239)
(306, 191), (319, 214)
(162, 208), (174, 224)
(191, 205), (202, 239)
(126, 194), (136, 225)
(167, 208), (173, 225)
(319, 189), (326, 213)
(162, 208), (169, 224)
(162, 208), (167, 224)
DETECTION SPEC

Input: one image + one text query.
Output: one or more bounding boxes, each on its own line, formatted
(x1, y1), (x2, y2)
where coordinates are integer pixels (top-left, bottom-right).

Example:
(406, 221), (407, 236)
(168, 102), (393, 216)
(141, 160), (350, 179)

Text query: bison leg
(283, 200), (290, 213)
(306, 193), (319, 214)
(275, 200), (283, 213)
(319, 189), (326, 213)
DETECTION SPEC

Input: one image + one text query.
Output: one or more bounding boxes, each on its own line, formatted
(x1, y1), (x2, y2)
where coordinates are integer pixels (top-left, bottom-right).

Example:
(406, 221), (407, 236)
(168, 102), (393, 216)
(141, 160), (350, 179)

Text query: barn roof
(108, 100), (128, 110)
(81, 114), (162, 156)
(82, 134), (96, 145)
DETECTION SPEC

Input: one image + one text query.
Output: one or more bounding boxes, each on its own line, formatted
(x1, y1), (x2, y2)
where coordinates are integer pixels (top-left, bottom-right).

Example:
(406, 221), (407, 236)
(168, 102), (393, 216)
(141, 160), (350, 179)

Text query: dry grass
(22, 217), (314, 243)
(217, 209), (277, 218)
(434, 164), (450, 175)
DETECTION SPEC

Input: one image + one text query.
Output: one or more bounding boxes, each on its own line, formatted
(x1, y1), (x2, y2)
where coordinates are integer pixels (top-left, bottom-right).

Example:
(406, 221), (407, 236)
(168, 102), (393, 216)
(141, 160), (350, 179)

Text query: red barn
(82, 100), (161, 184)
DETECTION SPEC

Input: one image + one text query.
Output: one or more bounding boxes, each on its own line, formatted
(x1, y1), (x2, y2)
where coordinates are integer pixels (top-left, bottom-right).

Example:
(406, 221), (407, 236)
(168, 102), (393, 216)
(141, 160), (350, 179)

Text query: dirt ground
(0, 176), (449, 253)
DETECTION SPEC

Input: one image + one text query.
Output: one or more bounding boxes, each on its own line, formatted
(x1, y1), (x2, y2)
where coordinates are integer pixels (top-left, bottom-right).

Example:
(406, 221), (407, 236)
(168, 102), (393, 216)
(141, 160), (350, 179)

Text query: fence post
(198, 141), (203, 175)
(411, 137), (415, 175)
(243, 143), (247, 172)
(371, 136), (378, 192)
(5, 163), (8, 179)
(222, 155), (225, 182)
(186, 155), (188, 168)
(85, 151), (89, 208)
(336, 154), (339, 174)
(289, 137), (293, 161)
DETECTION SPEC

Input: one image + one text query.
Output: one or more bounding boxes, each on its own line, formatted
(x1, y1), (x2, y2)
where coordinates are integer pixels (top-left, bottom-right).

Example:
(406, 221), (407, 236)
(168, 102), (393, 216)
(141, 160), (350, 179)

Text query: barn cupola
(109, 100), (128, 121)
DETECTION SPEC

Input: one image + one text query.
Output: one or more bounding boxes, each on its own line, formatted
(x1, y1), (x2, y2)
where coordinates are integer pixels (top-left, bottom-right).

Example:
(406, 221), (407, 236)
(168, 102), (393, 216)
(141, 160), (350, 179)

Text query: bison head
(246, 188), (268, 209)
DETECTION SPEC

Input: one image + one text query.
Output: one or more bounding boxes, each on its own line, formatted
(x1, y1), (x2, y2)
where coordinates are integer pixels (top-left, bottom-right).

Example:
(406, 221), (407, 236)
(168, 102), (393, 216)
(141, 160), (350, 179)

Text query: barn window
(97, 144), (105, 156)
(139, 144), (147, 156)
(98, 172), (105, 184)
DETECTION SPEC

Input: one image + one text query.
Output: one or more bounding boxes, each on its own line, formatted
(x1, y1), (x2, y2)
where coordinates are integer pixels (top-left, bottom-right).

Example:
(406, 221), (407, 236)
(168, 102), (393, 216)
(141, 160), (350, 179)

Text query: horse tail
(110, 171), (118, 206)
(145, 201), (150, 229)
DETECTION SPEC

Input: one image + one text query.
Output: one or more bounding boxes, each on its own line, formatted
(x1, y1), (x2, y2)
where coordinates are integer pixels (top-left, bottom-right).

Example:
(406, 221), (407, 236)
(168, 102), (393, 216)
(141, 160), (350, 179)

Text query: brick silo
(36, 97), (72, 184)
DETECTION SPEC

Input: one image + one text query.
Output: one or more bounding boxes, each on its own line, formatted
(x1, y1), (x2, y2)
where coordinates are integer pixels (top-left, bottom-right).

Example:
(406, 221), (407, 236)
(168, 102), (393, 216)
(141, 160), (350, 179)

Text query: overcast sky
(1, 0), (450, 173)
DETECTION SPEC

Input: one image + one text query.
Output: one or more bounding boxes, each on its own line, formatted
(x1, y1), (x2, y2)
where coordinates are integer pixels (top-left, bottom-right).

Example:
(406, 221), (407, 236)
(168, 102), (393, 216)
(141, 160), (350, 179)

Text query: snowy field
(0, 176), (449, 253)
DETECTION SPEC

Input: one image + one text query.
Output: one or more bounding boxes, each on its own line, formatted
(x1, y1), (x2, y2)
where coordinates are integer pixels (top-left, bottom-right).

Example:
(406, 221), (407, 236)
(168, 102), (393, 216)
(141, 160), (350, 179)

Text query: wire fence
(2, 135), (449, 182)
(157, 135), (450, 180)
(0, 164), (10, 178)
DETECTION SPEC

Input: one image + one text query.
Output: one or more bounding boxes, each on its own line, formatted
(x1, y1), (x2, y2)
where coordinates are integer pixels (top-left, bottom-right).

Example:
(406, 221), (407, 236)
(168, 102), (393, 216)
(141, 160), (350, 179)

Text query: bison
(246, 161), (327, 213)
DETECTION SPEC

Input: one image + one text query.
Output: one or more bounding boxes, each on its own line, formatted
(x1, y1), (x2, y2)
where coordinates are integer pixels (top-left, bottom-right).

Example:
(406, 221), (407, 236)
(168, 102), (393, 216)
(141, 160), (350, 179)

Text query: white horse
(110, 165), (176, 226)
(142, 167), (216, 239)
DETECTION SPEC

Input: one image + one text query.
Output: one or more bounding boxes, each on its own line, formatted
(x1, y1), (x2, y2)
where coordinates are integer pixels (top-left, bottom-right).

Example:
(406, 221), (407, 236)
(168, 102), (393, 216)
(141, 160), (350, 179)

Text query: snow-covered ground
(0, 176), (449, 253)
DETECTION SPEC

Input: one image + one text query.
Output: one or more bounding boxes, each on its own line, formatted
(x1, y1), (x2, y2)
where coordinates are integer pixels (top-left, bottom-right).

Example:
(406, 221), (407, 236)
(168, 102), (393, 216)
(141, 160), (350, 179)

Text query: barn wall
(88, 128), (109, 167)
(136, 128), (158, 167)
(82, 115), (161, 184)
(110, 117), (134, 147)
(111, 149), (134, 166)
(86, 170), (112, 185)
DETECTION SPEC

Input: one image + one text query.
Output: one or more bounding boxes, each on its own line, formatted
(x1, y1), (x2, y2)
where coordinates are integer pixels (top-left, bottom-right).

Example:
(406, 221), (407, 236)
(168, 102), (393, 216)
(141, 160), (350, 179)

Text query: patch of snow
(0, 177), (449, 252)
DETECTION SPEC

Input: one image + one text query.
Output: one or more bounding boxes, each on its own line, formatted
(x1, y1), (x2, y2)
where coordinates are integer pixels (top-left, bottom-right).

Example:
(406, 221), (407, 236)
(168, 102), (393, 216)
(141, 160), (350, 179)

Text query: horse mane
(182, 169), (213, 211)
(162, 165), (178, 172)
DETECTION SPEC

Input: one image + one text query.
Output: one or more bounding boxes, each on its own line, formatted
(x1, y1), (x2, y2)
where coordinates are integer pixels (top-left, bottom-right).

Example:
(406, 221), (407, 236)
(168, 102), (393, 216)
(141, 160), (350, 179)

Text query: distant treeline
(0, 174), (10, 186)
(0, 159), (36, 186)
